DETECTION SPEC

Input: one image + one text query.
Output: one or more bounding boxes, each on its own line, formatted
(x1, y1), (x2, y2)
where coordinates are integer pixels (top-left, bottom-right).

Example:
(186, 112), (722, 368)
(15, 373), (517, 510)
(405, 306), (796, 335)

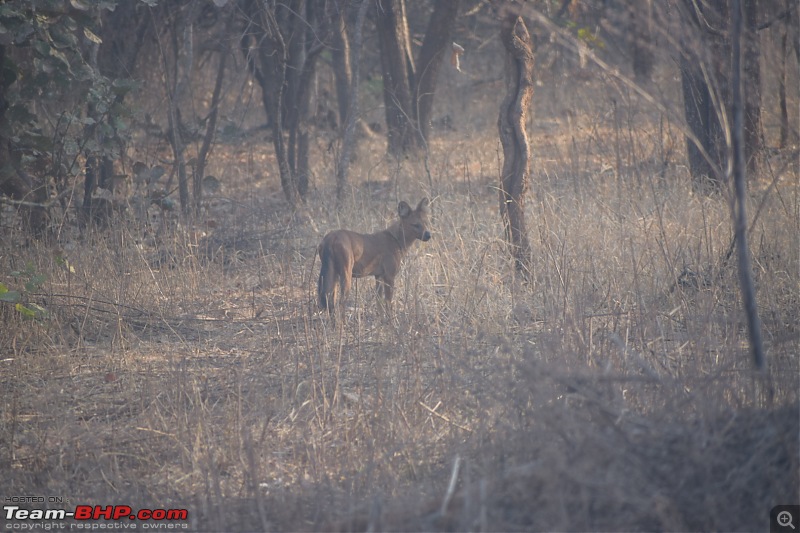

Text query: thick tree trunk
(330, 3), (351, 129)
(680, 54), (724, 189)
(376, 0), (416, 156)
(251, 4), (300, 206)
(290, 1), (323, 198)
(0, 48), (47, 234)
(678, 0), (728, 191)
(629, 2), (654, 81)
(413, 0), (459, 148)
(82, 2), (148, 224)
(284, 0), (306, 138)
(336, 0), (370, 203)
(245, 0), (330, 205)
(498, 14), (534, 277)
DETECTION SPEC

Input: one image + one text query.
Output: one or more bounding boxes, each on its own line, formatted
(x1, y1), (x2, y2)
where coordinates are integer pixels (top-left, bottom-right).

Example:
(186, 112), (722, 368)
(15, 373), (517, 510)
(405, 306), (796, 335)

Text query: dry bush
(1, 72), (798, 533)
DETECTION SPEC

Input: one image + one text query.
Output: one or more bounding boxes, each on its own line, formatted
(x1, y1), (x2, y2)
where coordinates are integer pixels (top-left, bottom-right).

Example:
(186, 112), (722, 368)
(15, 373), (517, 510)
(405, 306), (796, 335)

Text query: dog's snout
(422, 231), (431, 242)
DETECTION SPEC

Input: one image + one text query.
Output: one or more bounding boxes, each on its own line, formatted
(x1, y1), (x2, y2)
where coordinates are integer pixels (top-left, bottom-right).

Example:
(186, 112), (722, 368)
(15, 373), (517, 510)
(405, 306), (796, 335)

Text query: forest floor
(1, 88), (799, 531)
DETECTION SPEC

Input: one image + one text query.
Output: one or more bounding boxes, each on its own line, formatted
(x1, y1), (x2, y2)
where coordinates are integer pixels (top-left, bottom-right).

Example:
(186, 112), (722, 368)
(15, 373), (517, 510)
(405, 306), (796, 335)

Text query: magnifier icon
(778, 511), (796, 529)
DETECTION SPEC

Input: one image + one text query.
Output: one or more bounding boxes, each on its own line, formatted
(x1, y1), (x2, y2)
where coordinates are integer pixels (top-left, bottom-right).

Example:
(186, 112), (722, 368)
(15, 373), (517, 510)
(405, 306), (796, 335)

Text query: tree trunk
(629, 1), (654, 81)
(498, 13), (534, 277)
(244, 0), (331, 206)
(251, 4), (299, 206)
(284, 0), (306, 141)
(413, 0), (459, 148)
(195, 5), (233, 214)
(83, 2), (149, 224)
(336, 0), (370, 203)
(679, 54), (723, 189)
(742, 0), (763, 174)
(330, 2), (351, 129)
(0, 44), (48, 234)
(678, 0), (727, 191)
(262, 46), (298, 207)
(730, 0), (765, 371)
(159, 2), (196, 215)
(289, 0), (324, 198)
(778, 21), (789, 148)
(376, 0), (416, 156)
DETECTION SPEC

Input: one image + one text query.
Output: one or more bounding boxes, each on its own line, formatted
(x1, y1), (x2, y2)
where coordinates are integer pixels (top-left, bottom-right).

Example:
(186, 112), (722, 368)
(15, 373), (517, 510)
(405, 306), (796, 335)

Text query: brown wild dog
(317, 198), (431, 313)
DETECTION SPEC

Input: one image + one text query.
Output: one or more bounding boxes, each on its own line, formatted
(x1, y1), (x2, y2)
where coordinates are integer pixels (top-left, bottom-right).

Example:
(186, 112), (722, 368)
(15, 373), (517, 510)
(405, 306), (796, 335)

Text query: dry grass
(1, 76), (798, 532)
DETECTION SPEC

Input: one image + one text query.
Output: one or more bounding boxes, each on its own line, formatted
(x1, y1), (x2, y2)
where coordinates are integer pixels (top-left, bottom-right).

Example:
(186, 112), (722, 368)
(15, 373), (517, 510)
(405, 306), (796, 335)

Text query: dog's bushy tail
(317, 246), (336, 312)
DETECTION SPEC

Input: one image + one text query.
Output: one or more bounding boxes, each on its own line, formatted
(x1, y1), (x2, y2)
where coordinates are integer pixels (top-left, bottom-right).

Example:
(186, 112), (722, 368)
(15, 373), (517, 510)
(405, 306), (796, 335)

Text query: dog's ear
(416, 197), (430, 213)
(398, 201), (412, 218)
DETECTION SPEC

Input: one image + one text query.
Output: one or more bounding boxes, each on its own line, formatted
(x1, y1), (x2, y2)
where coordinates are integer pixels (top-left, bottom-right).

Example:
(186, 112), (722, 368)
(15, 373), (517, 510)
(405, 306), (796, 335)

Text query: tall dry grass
(1, 76), (798, 531)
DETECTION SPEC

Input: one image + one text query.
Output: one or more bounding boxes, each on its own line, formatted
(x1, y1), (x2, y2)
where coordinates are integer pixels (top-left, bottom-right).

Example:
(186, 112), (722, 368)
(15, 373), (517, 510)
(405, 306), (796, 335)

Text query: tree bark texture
(498, 14), (534, 276)
(413, 0), (459, 148)
(82, 1), (149, 223)
(336, 0), (370, 203)
(0, 47), (48, 234)
(160, 2), (197, 214)
(677, 0), (764, 190)
(742, 0), (762, 174)
(376, 0), (416, 156)
(731, 0), (765, 371)
(678, 0), (728, 191)
(195, 5), (233, 214)
(330, 1), (351, 130)
(778, 19), (790, 148)
(250, 2), (300, 206)
(679, 53), (725, 189)
(628, 1), (654, 81)
(243, 0), (330, 205)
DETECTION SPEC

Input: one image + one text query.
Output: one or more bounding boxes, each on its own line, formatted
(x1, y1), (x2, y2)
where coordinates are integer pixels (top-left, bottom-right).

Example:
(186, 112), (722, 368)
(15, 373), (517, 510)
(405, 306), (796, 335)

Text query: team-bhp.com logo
(4, 504), (189, 528)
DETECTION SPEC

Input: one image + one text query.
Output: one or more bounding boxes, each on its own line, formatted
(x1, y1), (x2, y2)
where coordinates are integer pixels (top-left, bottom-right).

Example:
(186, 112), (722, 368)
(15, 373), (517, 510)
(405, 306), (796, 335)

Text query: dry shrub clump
(1, 89), (798, 531)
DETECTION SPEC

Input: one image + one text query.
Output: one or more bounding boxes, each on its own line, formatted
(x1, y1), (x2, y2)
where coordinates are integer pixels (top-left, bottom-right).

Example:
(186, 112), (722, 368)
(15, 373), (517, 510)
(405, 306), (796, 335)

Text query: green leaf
(27, 302), (48, 316)
(111, 78), (140, 95)
(0, 5), (24, 19)
(15, 302), (36, 318)
(55, 255), (76, 274)
(55, 255), (75, 274)
(25, 273), (46, 292)
(49, 48), (72, 70)
(97, 0), (119, 11)
(0, 290), (20, 302)
(23, 131), (53, 152)
(7, 104), (38, 125)
(83, 27), (102, 44)
(13, 22), (35, 45)
(71, 62), (95, 81)
(0, 283), (21, 303)
(32, 38), (51, 57)
(49, 24), (78, 49)
(70, 0), (92, 11)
